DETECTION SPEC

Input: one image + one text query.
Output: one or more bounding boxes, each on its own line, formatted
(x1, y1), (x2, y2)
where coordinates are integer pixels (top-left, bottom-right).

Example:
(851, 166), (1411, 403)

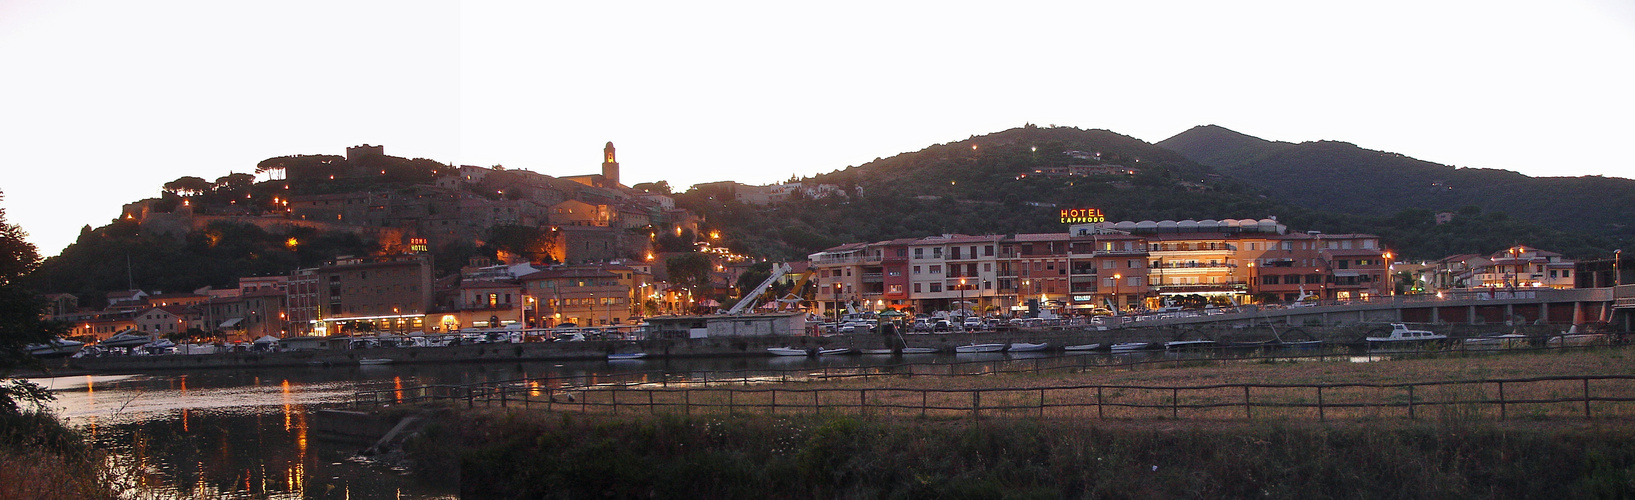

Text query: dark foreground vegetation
(409, 411), (1635, 499)
(0, 411), (115, 500)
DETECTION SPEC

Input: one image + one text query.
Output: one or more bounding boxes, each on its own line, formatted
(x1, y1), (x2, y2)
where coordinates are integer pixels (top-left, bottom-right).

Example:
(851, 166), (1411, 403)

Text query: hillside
(680, 125), (1620, 262)
(1158, 126), (1635, 238)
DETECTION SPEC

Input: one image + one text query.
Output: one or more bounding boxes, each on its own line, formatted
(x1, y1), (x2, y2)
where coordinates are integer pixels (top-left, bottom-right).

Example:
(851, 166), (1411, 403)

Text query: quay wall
(56, 323), (1576, 374)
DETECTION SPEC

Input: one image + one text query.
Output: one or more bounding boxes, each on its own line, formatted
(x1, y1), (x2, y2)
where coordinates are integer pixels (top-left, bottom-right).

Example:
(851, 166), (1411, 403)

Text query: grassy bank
(410, 411), (1635, 499)
(0, 411), (117, 500)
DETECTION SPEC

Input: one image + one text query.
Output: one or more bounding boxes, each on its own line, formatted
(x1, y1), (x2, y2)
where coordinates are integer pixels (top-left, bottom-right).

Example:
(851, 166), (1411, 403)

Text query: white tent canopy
(253, 335), (280, 345)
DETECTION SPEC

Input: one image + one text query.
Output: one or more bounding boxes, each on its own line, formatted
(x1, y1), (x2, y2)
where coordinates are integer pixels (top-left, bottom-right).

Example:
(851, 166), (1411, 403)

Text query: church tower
(601, 142), (620, 186)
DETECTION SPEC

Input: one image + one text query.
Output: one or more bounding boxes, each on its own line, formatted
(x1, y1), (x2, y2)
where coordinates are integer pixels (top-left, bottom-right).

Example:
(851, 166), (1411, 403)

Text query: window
(985, 245), (994, 256)
(913, 283), (922, 293)
(914, 248), (924, 259)
(912, 266), (921, 275)
(929, 265), (942, 274)
(984, 281), (992, 290)
(1563, 270), (1572, 278)
(1263, 275), (1280, 285)
(951, 247), (962, 259)
(889, 284), (902, 293)
(929, 283), (942, 293)
(933, 247), (943, 259)
(1104, 260), (1115, 269)
(984, 263), (992, 272)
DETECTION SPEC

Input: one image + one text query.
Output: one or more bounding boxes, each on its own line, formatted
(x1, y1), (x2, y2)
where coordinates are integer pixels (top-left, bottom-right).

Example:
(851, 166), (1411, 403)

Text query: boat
(1164, 340), (1215, 350)
(358, 358), (394, 365)
(1007, 342), (1049, 352)
(859, 348), (894, 355)
(767, 347), (811, 356)
(1463, 333), (1528, 348)
(26, 338), (84, 358)
(1063, 343), (1102, 352)
(816, 347), (853, 355)
(607, 352), (648, 360)
(100, 330), (153, 348)
(1366, 323), (1446, 343)
(1278, 340), (1325, 349)
(900, 347), (937, 354)
(954, 343), (1006, 353)
(1110, 342), (1152, 351)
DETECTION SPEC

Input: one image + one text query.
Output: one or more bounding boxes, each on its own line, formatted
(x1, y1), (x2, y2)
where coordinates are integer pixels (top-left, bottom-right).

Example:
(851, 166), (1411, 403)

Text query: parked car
(962, 317), (985, 330)
(932, 319), (952, 332)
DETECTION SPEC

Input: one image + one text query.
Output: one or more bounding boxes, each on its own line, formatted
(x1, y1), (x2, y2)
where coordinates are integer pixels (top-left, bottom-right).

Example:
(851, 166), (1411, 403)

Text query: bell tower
(601, 142), (620, 186)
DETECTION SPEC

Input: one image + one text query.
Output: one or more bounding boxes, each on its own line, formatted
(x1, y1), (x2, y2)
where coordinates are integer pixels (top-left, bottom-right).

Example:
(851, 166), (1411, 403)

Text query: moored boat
(767, 347), (811, 356)
(26, 338), (84, 358)
(1164, 340), (1215, 350)
(358, 358), (393, 365)
(1007, 342), (1049, 352)
(900, 347), (937, 354)
(1366, 323), (1446, 343)
(954, 343), (1006, 353)
(1063, 343), (1102, 352)
(816, 347), (853, 355)
(607, 352), (648, 360)
(1110, 342), (1152, 351)
(100, 330), (153, 348)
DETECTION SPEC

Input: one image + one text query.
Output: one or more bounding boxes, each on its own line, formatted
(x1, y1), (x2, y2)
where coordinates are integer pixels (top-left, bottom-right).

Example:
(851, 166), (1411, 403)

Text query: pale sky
(3, 1), (1632, 257)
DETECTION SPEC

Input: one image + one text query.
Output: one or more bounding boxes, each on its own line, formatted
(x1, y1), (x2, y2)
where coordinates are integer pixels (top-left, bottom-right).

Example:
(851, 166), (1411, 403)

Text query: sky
(2, 1), (1632, 258)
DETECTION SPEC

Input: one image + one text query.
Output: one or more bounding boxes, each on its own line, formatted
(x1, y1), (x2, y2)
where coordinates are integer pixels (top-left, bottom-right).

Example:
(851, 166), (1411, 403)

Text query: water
(29, 345), (1415, 498)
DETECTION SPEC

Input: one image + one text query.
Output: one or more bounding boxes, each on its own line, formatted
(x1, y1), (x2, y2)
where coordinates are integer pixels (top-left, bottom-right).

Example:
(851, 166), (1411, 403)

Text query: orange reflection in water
(393, 376), (404, 404)
(182, 408), (189, 433)
(281, 380), (294, 431)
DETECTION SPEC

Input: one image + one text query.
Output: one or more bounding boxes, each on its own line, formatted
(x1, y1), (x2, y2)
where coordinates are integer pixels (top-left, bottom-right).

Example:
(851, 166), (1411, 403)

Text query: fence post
(1039, 388), (1046, 418)
(467, 387), (474, 409)
(611, 388), (618, 415)
(771, 390), (778, 415)
(1244, 386), (1252, 419)
(1097, 386), (1105, 420)
(922, 391), (928, 418)
(582, 389), (587, 413)
(1584, 378), (1592, 419)
(501, 386), (508, 408)
(1317, 386), (1325, 421)
(685, 389), (691, 416)
(649, 390), (656, 415)
(547, 388), (553, 412)
(860, 390), (867, 417)
(971, 391), (981, 421)
(1172, 388), (1179, 419)
(1498, 381), (1506, 420)
(1407, 385), (1415, 420)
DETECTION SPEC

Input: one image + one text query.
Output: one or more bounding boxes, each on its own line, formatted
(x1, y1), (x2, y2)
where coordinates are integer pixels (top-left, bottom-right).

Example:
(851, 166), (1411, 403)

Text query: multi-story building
(808, 218), (1392, 316)
(1472, 245), (1574, 289)
(314, 255), (434, 335)
(519, 264), (635, 327)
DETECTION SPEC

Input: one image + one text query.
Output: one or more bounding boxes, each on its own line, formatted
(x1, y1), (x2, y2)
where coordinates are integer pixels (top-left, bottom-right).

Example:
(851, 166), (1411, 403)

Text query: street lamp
(1616, 249), (1622, 286)
(1246, 262), (1256, 305)
(958, 277), (967, 324)
(1382, 251), (1394, 297)
(1112, 273), (1121, 313)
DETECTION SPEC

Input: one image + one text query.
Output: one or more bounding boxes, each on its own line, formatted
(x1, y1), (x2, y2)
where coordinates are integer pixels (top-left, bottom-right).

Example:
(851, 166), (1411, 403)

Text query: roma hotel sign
(1059, 208), (1106, 224)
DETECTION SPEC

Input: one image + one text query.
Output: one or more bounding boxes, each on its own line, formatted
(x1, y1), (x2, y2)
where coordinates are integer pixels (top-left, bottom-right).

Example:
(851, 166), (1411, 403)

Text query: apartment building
(314, 255), (434, 335)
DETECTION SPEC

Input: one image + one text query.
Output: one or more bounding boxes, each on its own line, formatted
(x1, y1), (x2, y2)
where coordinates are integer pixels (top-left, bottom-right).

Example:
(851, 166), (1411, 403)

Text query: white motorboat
(358, 358), (393, 365)
(767, 347), (811, 356)
(955, 343), (1006, 353)
(860, 348), (894, 355)
(1366, 324), (1446, 343)
(100, 330), (153, 348)
(26, 338), (84, 358)
(900, 347), (937, 354)
(1007, 342), (1049, 352)
(1110, 342), (1152, 351)
(607, 352), (648, 360)
(816, 347), (853, 355)
(1063, 343), (1102, 352)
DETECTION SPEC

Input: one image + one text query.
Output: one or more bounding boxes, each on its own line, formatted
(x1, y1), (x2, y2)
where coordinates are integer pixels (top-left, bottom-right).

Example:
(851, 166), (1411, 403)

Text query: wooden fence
(354, 373), (1635, 422)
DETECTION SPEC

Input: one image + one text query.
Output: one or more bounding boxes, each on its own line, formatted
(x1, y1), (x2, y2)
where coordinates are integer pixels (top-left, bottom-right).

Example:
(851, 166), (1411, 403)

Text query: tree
(666, 252), (714, 295)
(632, 181), (672, 195)
(733, 262), (773, 302)
(0, 192), (65, 414)
(162, 176), (212, 197)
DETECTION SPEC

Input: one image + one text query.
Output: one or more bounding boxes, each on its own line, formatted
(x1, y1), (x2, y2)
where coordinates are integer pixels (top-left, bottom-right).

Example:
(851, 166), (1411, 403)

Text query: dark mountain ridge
(1159, 125), (1635, 238)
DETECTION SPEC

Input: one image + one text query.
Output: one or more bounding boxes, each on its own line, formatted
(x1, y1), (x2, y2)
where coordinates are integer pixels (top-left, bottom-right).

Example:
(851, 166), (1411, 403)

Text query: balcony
(861, 272), (884, 283)
(1152, 282), (1248, 294)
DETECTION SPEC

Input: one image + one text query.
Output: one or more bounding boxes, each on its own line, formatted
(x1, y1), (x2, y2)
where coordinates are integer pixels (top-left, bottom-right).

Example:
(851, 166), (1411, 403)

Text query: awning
(220, 317), (244, 328)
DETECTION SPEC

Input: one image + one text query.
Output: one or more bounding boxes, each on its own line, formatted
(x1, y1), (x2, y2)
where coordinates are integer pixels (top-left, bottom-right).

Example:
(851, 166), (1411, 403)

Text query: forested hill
(680, 125), (1621, 262)
(1158, 125), (1635, 239)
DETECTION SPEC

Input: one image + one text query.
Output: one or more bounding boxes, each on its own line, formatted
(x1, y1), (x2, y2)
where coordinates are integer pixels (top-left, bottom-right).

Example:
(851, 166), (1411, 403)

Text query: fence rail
(353, 374), (1635, 422)
(353, 344), (1635, 422)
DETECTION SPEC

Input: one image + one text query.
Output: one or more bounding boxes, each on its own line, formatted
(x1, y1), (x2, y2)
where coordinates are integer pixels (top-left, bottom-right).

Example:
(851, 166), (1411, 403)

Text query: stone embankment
(54, 323), (1566, 373)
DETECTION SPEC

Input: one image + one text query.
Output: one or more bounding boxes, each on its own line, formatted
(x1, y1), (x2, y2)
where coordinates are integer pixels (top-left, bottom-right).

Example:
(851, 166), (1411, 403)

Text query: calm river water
(32, 347), (1374, 498)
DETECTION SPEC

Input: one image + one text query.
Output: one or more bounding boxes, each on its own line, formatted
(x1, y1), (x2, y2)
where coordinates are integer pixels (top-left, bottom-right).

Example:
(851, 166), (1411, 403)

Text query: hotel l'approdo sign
(1059, 208), (1106, 224)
